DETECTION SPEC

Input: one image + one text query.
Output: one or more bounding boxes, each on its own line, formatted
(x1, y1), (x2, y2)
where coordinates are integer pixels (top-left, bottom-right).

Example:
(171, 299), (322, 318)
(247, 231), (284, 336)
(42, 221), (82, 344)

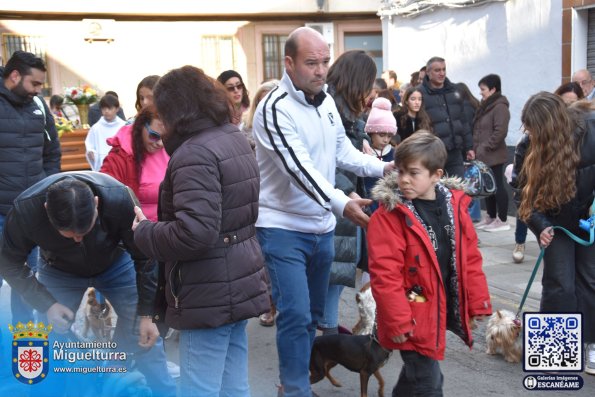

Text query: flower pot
(76, 104), (90, 128)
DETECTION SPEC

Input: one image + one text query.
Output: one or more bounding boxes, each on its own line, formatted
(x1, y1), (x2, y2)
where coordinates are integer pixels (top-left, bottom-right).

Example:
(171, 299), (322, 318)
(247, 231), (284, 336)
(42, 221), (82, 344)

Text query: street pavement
(1, 215), (593, 396)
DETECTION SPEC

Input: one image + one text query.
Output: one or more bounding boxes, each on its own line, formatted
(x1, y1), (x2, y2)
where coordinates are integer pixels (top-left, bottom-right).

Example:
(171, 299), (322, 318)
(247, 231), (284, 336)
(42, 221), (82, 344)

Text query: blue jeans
(179, 320), (250, 397)
(515, 216), (528, 244)
(257, 227), (334, 397)
(468, 199), (481, 222)
(319, 284), (344, 329)
(0, 213), (38, 323)
(37, 250), (175, 397)
(393, 350), (443, 397)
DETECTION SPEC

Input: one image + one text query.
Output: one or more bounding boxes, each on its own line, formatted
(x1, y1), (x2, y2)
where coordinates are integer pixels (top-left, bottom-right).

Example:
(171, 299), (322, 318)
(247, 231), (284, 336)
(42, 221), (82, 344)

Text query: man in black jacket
(418, 56), (474, 177)
(0, 171), (175, 396)
(0, 50), (61, 324)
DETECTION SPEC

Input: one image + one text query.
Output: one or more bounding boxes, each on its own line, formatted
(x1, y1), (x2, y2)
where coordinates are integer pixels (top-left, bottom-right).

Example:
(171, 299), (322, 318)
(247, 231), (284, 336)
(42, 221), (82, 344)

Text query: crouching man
(0, 171), (175, 397)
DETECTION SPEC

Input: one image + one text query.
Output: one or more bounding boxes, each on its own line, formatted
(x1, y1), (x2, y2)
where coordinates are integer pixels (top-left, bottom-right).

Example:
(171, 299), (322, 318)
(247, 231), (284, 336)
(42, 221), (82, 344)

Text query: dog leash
(515, 213), (595, 320)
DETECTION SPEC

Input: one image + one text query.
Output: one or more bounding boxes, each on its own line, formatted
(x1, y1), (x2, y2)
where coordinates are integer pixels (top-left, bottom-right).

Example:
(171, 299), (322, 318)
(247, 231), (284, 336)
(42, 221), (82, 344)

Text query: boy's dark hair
(46, 178), (96, 234)
(478, 74), (501, 93)
(2, 50), (46, 78)
(374, 78), (387, 90)
(395, 131), (446, 174)
(100, 94), (119, 109)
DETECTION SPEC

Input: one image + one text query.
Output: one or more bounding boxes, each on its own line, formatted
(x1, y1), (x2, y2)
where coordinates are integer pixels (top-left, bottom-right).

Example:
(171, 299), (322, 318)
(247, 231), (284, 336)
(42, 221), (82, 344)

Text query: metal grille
(588, 8), (595, 74)
(262, 34), (287, 81)
(201, 35), (236, 79)
(1, 34), (51, 95)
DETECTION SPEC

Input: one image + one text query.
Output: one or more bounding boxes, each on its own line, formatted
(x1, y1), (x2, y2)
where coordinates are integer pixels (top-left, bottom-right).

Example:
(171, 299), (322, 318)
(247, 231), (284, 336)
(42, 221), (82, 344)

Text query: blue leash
(515, 212), (595, 319)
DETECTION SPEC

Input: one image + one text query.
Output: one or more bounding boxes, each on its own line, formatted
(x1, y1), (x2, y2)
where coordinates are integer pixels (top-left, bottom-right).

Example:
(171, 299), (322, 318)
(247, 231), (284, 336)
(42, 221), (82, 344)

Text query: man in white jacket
(253, 27), (393, 397)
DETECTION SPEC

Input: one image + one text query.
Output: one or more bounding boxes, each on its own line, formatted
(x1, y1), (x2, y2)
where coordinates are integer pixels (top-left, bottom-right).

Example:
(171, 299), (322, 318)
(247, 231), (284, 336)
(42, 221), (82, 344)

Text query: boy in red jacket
(368, 131), (492, 396)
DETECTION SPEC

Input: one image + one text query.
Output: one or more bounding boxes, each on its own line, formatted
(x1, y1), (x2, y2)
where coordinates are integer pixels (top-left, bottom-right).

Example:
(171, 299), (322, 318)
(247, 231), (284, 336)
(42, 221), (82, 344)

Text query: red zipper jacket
(368, 174), (492, 360)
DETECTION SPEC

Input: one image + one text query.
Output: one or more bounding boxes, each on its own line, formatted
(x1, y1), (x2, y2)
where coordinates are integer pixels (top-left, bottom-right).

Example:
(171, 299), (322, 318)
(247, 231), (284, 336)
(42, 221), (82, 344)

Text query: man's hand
(383, 162), (396, 175)
(343, 198), (373, 228)
(132, 206), (148, 231)
(46, 303), (74, 334)
(138, 317), (159, 348)
(466, 150), (475, 161)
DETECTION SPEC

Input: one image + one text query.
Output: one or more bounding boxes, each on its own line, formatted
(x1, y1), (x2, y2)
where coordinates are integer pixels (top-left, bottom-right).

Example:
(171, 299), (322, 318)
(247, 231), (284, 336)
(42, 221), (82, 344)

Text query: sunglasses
(145, 123), (162, 142)
(226, 83), (244, 92)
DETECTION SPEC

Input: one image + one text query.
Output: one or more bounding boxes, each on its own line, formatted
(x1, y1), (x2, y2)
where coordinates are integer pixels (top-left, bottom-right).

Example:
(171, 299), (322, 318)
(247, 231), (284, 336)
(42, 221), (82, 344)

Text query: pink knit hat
(365, 97), (397, 135)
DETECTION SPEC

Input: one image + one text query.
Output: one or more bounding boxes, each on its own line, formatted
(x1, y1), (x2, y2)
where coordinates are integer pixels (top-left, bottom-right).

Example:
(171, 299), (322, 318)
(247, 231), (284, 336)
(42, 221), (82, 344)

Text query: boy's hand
(391, 331), (412, 344)
(469, 315), (488, 330)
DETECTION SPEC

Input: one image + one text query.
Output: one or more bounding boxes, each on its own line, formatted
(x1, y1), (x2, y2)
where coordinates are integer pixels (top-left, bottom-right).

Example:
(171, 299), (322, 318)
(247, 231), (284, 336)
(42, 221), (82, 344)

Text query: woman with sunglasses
(100, 106), (169, 222)
(217, 70), (250, 127)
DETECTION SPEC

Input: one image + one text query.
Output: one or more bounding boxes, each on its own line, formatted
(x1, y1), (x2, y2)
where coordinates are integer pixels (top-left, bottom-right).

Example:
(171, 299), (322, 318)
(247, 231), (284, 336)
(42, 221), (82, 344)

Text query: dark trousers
(541, 231), (595, 343)
(445, 149), (465, 178)
(485, 163), (509, 221)
(392, 350), (443, 397)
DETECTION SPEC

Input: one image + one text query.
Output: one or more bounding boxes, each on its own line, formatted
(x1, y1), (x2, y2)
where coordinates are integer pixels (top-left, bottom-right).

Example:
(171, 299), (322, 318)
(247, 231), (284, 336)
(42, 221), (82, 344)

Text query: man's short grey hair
(426, 56), (445, 70)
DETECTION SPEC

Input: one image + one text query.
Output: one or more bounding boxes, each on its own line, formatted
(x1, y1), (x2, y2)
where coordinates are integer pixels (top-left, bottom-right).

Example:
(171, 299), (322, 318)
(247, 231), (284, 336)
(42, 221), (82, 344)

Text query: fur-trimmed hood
(371, 171), (469, 211)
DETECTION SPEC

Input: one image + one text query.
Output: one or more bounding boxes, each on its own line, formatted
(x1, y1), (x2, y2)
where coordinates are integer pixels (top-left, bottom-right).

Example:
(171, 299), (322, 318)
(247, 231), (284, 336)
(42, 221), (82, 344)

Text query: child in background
(85, 94), (126, 171)
(363, 97), (397, 212)
(367, 132), (492, 395)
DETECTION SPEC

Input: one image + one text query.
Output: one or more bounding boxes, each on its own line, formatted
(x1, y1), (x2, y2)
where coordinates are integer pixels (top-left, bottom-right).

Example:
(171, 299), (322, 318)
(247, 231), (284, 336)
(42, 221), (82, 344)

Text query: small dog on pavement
(83, 288), (115, 341)
(485, 309), (522, 363)
(352, 282), (376, 336)
(310, 333), (391, 397)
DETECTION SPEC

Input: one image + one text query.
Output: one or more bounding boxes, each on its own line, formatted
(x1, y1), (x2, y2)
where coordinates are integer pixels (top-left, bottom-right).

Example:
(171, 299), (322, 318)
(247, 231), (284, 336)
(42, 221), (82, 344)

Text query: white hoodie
(253, 72), (386, 234)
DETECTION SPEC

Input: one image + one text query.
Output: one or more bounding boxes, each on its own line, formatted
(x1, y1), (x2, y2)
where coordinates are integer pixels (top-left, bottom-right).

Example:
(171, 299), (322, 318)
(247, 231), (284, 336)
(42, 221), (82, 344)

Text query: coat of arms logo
(9, 321), (52, 385)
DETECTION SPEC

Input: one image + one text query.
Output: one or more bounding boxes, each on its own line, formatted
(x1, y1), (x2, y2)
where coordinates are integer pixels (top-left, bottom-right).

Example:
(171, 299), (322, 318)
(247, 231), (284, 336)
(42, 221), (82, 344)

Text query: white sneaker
(475, 216), (496, 230)
(586, 343), (595, 375)
(512, 243), (525, 263)
(484, 218), (511, 232)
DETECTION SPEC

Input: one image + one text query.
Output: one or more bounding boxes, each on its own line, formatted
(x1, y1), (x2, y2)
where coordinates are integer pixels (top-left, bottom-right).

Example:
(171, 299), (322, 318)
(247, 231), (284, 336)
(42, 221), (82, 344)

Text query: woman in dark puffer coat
(132, 66), (269, 396)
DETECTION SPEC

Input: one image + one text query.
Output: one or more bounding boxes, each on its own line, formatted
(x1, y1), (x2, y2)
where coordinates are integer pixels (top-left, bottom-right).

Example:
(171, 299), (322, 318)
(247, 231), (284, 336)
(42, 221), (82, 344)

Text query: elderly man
(572, 69), (595, 100)
(0, 172), (175, 397)
(253, 27), (392, 397)
(418, 56), (474, 177)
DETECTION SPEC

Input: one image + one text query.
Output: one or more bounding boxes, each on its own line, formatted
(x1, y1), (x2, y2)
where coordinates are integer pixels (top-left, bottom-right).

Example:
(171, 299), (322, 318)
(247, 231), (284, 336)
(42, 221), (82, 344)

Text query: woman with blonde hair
(518, 92), (595, 374)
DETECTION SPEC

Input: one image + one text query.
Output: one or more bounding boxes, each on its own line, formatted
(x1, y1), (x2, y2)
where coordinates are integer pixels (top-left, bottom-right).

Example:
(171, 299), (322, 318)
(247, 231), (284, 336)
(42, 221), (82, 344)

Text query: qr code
(524, 313), (582, 371)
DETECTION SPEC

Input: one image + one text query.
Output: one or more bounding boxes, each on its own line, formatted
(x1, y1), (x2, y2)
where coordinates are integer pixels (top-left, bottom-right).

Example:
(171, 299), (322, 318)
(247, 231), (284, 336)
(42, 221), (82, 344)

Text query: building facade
(0, 0), (382, 116)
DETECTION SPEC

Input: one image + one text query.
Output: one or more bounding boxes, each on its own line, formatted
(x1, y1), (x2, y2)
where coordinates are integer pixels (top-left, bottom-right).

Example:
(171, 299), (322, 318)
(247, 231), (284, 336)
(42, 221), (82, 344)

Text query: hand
(469, 315), (488, 330)
(383, 162), (396, 175)
(343, 198), (373, 228)
(347, 192), (362, 200)
(138, 317), (159, 348)
(391, 331), (412, 344)
(539, 226), (554, 248)
(46, 303), (74, 334)
(132, 206), (147, 231)
(362, 140), (374, 155)
(466, 150), (475, 161)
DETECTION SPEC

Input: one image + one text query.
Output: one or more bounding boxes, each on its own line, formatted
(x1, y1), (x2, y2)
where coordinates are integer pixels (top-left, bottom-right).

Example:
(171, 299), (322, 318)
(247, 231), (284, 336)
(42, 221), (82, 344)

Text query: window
(262, 34), (287, 81)
(1, 33), (51, 95)
(201, 35), (237, 78)
(344, 33), (383, 78)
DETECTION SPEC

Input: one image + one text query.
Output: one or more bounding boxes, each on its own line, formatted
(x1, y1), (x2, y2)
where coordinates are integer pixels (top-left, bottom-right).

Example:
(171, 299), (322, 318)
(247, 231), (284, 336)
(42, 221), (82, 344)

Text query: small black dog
(310, 333), (392, 397)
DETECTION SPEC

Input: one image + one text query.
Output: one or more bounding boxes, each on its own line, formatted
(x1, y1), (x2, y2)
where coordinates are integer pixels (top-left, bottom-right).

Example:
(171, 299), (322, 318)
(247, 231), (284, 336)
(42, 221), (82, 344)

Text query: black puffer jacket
(0, 172), (157, 315)
(418, 77), (472, 152)
(134, 119), (269, 330)
(0, 77), (61, 215)
(516, 111), (595, 237)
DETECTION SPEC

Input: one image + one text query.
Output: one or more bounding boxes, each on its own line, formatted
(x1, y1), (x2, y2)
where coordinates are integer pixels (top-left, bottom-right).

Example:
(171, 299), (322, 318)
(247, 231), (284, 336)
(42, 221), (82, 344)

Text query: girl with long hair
(394, 86), (432, 144)
(518, 92), (595, 374)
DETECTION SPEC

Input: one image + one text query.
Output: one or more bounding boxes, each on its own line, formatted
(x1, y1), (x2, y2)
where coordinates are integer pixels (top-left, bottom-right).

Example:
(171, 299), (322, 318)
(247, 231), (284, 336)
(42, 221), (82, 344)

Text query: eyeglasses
(226, 83), (244, 92)
(145, 123), (162, 142)
(578, 79), (593, 87)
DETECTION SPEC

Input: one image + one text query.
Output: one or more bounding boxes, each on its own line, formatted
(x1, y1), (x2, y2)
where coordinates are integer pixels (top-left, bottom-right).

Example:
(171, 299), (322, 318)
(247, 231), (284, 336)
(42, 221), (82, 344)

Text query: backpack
(33, 95), (51, 141)
(463, 160), (497, 197)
